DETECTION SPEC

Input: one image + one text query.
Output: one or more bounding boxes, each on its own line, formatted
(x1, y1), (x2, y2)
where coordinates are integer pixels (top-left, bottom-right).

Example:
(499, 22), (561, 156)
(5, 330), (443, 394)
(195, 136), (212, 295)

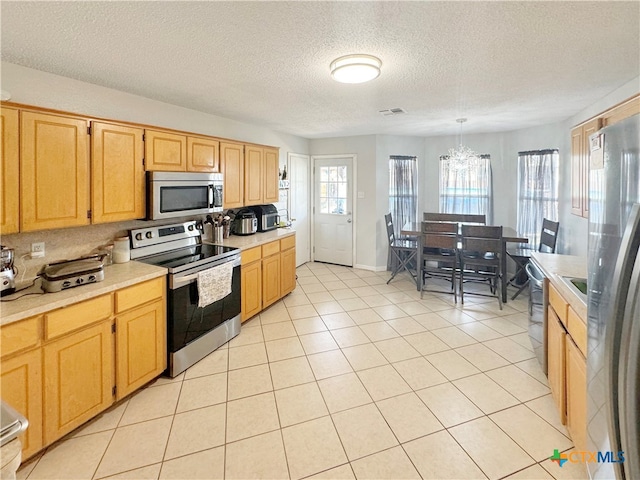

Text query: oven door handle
(170, 256), (241, 289)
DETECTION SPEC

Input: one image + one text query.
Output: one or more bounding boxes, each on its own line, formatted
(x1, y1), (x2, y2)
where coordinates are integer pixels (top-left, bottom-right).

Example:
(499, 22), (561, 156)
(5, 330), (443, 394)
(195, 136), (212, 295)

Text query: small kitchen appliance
(39, 255), (105, 293)
(0, 246), (16, 296)
(147, 171), (224, 220)
(231, 209), (257, 235)
(247, 204), (279, 232)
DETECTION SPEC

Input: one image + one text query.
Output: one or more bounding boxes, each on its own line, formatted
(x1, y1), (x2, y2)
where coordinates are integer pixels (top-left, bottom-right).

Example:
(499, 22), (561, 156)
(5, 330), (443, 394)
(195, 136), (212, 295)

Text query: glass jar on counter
(112, 237), (130, 263)
(97, 244), (113, 265)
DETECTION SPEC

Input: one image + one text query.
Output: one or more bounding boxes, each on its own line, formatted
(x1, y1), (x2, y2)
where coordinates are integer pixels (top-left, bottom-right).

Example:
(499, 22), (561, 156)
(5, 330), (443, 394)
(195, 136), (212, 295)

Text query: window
(318, 165), (347, 214)
(439, 154), (493, 224)
(516, 149), (559, 248)
(389, 155), (417, 237)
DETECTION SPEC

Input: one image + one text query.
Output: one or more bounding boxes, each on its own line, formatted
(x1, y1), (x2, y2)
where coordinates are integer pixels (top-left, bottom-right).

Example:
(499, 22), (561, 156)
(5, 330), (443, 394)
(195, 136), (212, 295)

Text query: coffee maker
(0, 245), (16, 296)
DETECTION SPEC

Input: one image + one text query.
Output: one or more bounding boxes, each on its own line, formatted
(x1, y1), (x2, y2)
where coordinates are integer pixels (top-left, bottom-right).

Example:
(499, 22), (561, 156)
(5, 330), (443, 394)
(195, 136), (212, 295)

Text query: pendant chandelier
(446, 118), (481, 170)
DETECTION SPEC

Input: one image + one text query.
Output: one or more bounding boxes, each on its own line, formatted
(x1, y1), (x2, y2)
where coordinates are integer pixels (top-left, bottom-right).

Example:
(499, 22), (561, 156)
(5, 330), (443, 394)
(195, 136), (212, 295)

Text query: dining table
(400, 222), (528, 303)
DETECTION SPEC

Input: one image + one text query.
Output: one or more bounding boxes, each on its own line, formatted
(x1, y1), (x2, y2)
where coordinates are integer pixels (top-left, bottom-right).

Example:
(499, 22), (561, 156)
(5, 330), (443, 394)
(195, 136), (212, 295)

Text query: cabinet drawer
(262, 240), (280, 258)
(568, 307), (587, 357)
(242, 246), (262, 265)
(115, 277), (165, 313)
(45, 295), (113, 340)
(280, 235), (295, 251)
(549, 283), (568, 326)
(1, 316), (41, 358)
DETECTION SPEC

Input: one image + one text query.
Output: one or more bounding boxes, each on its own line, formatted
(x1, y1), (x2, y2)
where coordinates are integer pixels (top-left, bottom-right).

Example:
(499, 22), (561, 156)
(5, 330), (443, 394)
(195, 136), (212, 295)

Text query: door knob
(347, 219), (352, 223)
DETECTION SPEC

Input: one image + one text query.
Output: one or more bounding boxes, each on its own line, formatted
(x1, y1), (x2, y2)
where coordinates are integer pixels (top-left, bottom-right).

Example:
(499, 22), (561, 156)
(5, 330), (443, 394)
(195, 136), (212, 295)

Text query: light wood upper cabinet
(570, 118), (600, 219)
(601, 95), (640, 127)
(187, 135), (219, 172)
(221, 141), (244, 209)
(263, 147), (279, 204)
(43, 320), (114, 444)
(20, 111), (90, 232)
(91, 122), (145, 223)
(245, 145), (263, 206)
(0, 107), (19, 234)
(144, 129), (187, 171)
(1, 348), (42, 459)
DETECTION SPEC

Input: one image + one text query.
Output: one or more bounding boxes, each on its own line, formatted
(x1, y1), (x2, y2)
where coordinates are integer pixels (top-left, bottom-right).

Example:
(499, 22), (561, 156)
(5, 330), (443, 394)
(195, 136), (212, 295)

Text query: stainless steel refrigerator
(587, 113), (640, 480)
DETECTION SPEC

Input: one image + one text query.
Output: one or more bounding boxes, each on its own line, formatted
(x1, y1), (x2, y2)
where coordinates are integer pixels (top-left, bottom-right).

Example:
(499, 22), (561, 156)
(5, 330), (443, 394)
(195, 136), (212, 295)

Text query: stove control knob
(76, 278), (84, 285)
(62, 281), (71, 288)
(88, 275), (96, 282)
(188, 224), (194, 231)
(2, 280), (8, 286)
(135, 233), (143, 241)
(146, 232), (153, 239)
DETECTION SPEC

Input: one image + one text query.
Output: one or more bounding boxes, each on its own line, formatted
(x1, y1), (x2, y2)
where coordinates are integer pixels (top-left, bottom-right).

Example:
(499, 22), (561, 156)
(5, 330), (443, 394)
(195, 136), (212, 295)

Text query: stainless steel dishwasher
(526, 259), (548, 375)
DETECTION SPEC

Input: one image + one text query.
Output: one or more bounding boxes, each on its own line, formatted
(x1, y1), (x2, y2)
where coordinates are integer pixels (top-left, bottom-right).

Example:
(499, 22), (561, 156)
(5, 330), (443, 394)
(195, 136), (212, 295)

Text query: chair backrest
(539, 219), (560, 253)
(421, 221), (458, 250)
(385, 213), (396, 246)
(461, 225), (502, 254)
(423, 212), (486, 224)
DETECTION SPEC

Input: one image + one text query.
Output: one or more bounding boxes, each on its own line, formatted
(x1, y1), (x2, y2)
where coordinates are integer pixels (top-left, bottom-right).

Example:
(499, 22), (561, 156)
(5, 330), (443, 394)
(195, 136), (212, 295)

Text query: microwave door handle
(209, 185), (214, 208)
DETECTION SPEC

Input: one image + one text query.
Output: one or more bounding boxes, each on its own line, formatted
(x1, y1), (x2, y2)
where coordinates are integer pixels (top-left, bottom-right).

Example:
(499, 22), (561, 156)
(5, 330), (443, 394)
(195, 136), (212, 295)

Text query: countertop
(0, 261), (167, 326)
(531, 251), (588, 321)
(209, 228), (295, 250)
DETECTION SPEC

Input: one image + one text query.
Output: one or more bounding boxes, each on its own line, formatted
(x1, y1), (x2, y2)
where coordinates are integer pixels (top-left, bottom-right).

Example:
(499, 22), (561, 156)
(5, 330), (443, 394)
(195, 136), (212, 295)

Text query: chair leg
(459, 262), (464, 305)
(497, 274), (503, 310)
(511, 278), (530, 300)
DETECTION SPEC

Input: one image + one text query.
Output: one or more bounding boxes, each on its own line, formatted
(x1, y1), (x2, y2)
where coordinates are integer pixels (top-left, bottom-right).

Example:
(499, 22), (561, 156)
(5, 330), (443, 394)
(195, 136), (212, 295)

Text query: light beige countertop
(0, 261), (167, 326)
(531, 251), (588, 321)
(208, 228), (295, 251)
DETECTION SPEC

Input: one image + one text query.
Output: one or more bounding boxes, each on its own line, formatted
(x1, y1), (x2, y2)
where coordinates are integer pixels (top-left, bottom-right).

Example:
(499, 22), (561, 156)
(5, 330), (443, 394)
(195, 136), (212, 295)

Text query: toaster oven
(247, 204), (279, 232)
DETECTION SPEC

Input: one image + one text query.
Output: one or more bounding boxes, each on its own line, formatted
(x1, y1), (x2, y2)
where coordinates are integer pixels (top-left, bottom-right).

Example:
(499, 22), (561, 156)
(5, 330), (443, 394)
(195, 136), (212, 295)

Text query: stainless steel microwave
(147, 171), (223, 220)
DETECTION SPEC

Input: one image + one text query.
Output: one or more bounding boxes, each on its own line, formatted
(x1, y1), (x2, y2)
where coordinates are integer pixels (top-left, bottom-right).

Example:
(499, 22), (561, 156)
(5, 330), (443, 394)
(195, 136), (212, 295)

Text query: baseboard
(354, 264), (387, 272)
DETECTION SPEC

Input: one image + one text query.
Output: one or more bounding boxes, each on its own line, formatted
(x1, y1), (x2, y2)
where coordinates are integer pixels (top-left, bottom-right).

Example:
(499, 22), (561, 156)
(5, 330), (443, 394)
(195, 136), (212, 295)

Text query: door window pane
(319, 165), (347, 215)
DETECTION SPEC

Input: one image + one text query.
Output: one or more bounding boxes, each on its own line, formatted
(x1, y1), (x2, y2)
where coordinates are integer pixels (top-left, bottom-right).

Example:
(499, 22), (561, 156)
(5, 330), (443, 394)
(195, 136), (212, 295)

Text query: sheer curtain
(516, 149), (559, 249)
(439, 154), (493, 225)
(389, 155), (417, 238)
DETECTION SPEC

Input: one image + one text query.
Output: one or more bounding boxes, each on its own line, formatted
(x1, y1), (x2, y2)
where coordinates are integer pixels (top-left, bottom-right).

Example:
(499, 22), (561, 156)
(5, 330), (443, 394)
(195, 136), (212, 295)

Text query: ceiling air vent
(379, 108), (406, 116)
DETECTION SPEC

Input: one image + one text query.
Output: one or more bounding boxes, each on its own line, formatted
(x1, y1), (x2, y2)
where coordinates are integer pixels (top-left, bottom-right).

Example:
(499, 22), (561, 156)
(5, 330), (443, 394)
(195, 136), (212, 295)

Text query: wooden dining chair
(385, 213), (418, 284)
(458, 225), (503, 309)
(419, 221), (459, 301)
(507, 219), (560, 300)
(423, 212), (486, 224)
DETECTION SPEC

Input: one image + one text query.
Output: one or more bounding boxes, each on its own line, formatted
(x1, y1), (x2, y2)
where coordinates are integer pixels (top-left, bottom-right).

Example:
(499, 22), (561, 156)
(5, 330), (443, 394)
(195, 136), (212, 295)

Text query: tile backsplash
(1, 216), (204, 284)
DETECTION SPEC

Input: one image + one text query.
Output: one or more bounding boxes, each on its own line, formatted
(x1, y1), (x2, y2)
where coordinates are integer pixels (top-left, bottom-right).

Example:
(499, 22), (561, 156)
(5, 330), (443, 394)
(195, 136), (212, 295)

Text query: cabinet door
(280, 247), (296, 296)
(262, 253), (281, 308)
(570, 127), (583, 217)
(91, 122), (145, 223)
(241, 261), (262, 322)
(581, 118), (600, 219)
(116, 299), (166, 400)
(566, 337), (587, 452)
(144, 129), (186, 171)
(43, 321), (114, 444)
(21, 112), (90, 231)
(244, 145), (263, 206)
(0, 349), (42, 459)
(548, 308), (567, 424)
(263, 147), (279, 204)
(187, 136), (219, 172)
(1, 107), (19, 234)
(221, 141), (244, 209)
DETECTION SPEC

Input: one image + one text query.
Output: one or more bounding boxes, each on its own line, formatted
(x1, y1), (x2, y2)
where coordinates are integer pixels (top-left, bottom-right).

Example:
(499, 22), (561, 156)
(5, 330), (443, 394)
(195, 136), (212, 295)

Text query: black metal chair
(507, 219), (560, 300)
(385, 213), (418, 284)
(458, 225), (503, 309)
(419, 221), (459, 301)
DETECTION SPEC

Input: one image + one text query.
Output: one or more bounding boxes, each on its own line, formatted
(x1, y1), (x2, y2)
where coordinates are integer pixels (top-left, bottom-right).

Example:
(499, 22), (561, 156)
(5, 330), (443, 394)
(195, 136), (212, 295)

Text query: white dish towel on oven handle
(197, 261), (233, 308)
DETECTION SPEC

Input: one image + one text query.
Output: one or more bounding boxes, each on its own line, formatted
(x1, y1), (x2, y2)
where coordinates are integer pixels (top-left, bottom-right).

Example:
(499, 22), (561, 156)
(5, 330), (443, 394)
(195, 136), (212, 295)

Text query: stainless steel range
(130, 220), (241, 377)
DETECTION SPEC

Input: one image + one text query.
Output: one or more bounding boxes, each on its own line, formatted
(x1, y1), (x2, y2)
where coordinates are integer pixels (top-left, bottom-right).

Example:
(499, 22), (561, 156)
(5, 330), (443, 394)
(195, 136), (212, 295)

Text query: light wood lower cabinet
(0, 348), (43, 459)
(0, 276), (166, 460)
(566, 336), (587, 452)
(240, 235), (296, 322)
(547, 307), (567, 424)
(43, 320), (114, 443)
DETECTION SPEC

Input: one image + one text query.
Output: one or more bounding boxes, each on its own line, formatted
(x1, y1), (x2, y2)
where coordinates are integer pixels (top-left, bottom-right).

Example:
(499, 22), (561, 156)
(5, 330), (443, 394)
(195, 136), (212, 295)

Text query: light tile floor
(18, 263), (589, 480)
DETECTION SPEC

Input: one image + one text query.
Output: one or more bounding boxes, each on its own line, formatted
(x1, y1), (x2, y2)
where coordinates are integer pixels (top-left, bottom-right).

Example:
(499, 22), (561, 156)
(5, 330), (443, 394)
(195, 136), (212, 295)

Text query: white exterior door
(313, 155), (354, 266)
(288, 153), (310, 267)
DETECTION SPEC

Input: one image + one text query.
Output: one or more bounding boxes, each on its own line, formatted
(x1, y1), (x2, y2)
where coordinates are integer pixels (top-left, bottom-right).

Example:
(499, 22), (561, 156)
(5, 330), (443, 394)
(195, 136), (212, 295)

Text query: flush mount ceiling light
(330, 54), (381, 84)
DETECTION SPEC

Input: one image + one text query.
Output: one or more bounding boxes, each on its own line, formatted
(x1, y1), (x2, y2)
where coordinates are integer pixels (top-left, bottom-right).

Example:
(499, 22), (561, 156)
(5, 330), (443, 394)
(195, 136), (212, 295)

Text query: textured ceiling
(1, 1), (639, 138)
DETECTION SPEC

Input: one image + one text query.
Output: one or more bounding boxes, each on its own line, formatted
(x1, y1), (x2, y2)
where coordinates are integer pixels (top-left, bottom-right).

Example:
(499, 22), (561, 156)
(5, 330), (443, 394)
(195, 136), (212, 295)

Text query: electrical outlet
(31, 242), (45, 258)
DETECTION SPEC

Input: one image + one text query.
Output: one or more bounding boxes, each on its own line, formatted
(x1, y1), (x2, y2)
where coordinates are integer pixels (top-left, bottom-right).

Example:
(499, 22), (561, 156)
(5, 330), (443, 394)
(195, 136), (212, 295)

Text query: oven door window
(167, 265), (241, 352)
(160, 185), (210, 213)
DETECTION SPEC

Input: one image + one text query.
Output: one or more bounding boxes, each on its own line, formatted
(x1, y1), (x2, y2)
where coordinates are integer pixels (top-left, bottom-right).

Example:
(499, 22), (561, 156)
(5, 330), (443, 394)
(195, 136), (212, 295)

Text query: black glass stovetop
(136, 244), (239, 272)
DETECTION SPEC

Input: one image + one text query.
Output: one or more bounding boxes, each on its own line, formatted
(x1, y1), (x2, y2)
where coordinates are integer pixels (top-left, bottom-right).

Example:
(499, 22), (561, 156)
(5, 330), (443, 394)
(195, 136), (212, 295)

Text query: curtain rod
(439, 154), (491, 160)
(518, 149), (559, 155)
(389, 155), (417, 160)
